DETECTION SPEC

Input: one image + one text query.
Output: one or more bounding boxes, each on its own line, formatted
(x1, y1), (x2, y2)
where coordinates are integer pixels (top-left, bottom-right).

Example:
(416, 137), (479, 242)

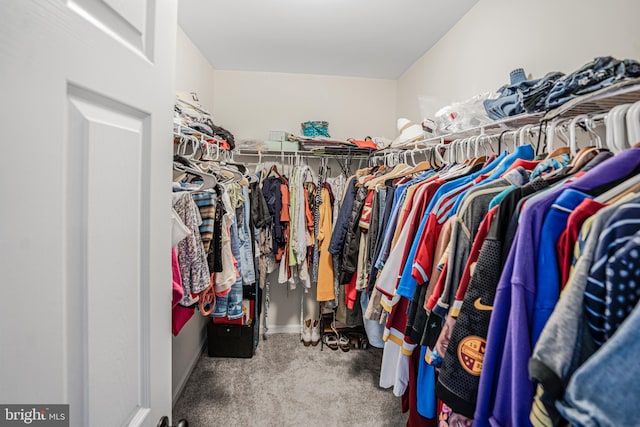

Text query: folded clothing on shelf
(484, 57), (640, 120)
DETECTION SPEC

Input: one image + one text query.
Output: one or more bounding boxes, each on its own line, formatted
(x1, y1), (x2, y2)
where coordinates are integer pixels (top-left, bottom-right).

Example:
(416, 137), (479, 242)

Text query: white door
(0, 1), (176, 426)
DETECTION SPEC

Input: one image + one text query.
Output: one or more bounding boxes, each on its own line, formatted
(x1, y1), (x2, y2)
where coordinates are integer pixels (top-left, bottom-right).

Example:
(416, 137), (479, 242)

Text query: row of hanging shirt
(171, 118), (258, 335)
(252, 157), (347, 291)
(361, 106), (640, 427)
(248, 155), (348, 336)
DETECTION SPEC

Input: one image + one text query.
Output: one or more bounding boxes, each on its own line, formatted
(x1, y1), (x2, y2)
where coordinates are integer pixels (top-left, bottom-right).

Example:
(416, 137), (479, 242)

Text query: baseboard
(261, 324), (301, 335)
(172, 330), (207, 406)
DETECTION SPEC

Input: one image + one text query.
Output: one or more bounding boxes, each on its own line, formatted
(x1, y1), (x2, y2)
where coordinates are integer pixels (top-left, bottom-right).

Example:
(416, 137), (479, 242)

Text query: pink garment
(345, 274), (357, 310)
(172, 305), (194, 336)
(172, 248), (184, 308)
(172, 248), (193, 335)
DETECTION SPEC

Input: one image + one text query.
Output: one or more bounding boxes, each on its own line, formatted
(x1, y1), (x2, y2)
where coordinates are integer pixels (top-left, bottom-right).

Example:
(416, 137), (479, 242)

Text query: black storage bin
(207, 322), (255, 358)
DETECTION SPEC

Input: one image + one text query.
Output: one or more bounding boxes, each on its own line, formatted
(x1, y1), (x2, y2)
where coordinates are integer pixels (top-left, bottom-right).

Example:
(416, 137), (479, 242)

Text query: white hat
(391, 118), (424, 148)
(397, 118), (412, 133)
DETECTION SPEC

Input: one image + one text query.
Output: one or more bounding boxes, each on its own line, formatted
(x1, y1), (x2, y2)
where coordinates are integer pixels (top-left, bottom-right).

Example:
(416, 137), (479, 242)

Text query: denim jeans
(484, 68), (530, 120)
(212, 216), (244, 319)
(521, 72), (565, 113)
(545, 56), (640, 110)
(238, 186), (256, 286)
(360, 289), (385, 348)
(484, 69), (565, 118)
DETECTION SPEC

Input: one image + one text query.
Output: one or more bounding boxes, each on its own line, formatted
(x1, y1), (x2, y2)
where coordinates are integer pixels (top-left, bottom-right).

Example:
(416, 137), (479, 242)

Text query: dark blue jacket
(328, 177), (357, 256)
(262, 176), (285, 253)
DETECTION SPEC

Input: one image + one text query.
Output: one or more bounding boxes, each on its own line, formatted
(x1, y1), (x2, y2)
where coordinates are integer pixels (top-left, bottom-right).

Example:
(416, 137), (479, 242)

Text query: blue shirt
(533, 189), (591, 344)
(396, 152), (509, 296)
(374, 170), (434, 270)
(447, 144), (534, 215)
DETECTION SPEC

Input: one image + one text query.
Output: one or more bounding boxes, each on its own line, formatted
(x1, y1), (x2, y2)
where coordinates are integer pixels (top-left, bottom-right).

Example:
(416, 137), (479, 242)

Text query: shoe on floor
(310, 320), (320, 346)
(323, 333), (339, 351)
(302, 319), (312, 346)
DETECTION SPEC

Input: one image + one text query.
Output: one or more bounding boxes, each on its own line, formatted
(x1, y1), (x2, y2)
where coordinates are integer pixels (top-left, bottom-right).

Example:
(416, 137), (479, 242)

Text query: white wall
(213, 70), (397, 142)
(397, 0), (640, 124)
(172, 26), (214, 403)
(175, 26), (215, 110)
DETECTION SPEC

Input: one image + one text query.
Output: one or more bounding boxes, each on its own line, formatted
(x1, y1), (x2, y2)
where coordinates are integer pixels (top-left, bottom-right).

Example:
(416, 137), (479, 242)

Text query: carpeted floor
(173, 333), (408, 427)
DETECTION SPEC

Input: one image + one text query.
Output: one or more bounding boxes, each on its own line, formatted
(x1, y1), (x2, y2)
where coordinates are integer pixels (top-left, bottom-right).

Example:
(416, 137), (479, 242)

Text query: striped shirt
(604, 229), (640, 339)
(584, 202), (640, 347)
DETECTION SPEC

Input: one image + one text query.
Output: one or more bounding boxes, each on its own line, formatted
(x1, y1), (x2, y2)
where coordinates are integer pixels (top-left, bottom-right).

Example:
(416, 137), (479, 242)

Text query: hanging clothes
(362, 137), (640, 427)
(366, 143), (577, 425)
(173, 192), (211, 306)
(316, 185), (335, 301)
(213, 186), (237, 294)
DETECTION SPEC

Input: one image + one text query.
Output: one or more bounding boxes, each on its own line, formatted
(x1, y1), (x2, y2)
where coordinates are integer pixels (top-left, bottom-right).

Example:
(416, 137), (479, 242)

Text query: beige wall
(175, 26), (215, 110)
(397, 0), (640, 124)
(173, 1), (640, 392)
(172, 26), (212, 403)
(213, 70), (397, 142)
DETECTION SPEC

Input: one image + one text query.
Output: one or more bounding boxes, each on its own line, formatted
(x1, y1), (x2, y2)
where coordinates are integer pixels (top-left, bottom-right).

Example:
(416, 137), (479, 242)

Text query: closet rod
(235, 150), (371, 159)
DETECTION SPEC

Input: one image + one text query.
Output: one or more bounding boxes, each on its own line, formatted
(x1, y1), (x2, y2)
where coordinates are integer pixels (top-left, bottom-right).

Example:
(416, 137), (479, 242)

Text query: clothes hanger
(450, 138), (462, 164)
(436, 141), (448, 166)
(468, 134), (488, 167)
(365, 152), (410, 188)
(178, 135), (199, 160)
(458, 138), (470, 164)
(193, 143), (244, 185)
(501, 129), (519, 153)
(586, 115), (607, 150)
(173, 162), (218, 191)
(461, 137), (473, 165)
(563, 115), (595, 173)
(464, 136), (480, 165)
(405, 146), (432, 175)
(220, 150), (250, 186)
(545, 124), (571, 160)
(595, 172), (640, 203)
(608, 104), (632, 153)
(544, 119), (572, 159)
(626, 100), (640, 147)
(518, 124), (537, 148)
(568, 114), (591, 157)
(265, 163), (289, 185)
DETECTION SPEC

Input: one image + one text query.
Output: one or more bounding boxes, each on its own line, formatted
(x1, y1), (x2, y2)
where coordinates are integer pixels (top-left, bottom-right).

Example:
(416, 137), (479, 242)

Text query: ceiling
(178, 0), (478, 80)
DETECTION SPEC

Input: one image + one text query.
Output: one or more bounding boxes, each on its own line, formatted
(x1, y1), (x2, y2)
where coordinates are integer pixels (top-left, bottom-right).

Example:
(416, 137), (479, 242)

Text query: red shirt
(556, 198), (606, 286)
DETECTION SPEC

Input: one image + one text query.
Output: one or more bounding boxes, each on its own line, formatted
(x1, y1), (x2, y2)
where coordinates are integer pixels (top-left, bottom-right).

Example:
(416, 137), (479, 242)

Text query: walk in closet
(4, 1), (640, 427)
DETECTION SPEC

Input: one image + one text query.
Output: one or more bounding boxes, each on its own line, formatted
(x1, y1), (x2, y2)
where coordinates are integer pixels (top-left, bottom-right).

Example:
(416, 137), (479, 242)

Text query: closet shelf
(543, 78), (640, 120)
(418, 113), (545, 146)
(173, 122), (223, 143)
(407, 78), (640, 149)
(175, 94), (212, 116)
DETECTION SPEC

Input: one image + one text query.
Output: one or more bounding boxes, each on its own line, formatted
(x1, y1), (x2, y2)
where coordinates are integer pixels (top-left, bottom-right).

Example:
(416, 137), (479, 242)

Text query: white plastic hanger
(518, 124), (536, 148)
(501, 129), (519, 152)
(546, 119), (560, 152)
(466, 136), (476, 160)
(568, 114), (590, 156)
(173, 162), (218, 191)
(625, 100), (640, 147)
(606, 104), (632, 153)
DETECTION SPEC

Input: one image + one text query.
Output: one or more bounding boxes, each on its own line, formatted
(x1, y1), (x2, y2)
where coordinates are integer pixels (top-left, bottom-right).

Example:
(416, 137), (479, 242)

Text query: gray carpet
(173, 333), (408, 427)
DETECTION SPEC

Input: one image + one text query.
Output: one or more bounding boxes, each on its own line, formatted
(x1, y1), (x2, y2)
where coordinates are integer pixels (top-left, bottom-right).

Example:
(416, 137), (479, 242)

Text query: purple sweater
(474, 148), (640, 427)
